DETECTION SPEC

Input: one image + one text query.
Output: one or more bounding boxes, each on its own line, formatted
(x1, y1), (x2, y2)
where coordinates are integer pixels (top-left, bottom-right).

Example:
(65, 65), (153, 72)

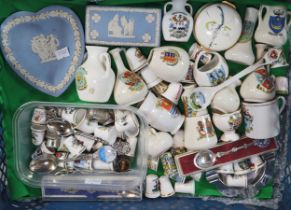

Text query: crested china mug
(242, 96), (286, 139)
(76, 46), (115, 102)
(147, 46), (190, 82)
(254, 5), (291, 47)
(193, 51), (229, 86)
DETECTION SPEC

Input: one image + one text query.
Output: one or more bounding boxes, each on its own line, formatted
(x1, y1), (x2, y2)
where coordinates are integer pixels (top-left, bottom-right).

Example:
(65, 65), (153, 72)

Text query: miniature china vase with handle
(76, 46), (115, 102)
(254, 5), (291, 47)
(225, 7), (258, 65)
(110, 48), (148, 105)
(162, 0), (193, 42)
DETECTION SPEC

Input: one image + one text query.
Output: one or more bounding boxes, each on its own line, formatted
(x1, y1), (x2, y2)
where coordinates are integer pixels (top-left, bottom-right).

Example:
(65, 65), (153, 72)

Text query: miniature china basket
(162, 0), (193, 42)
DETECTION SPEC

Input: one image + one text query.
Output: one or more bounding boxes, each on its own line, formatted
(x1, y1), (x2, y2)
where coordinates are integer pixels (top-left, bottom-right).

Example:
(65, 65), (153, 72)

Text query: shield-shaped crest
(269, 15), (285, 34)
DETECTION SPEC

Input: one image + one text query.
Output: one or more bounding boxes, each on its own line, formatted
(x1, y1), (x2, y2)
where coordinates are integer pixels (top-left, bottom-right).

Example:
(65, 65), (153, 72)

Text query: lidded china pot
(162, 0), (193, 42)
(193, 2), (242, 51)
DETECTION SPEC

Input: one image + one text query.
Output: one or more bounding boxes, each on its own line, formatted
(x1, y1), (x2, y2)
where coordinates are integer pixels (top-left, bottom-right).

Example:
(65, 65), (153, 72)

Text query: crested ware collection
(4, 0), (289, 201)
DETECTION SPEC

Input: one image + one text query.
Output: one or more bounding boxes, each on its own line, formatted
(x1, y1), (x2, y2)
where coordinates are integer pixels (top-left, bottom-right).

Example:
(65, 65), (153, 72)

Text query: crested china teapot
(162, 0), (193, 42)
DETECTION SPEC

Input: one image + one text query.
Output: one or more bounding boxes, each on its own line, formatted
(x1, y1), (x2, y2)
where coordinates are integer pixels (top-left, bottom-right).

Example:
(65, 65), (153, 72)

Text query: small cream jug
(76, 46), (115, 102)
(162, 0), (193, 42)
(110, 48), (148, 105)
(254, 5), (291, 47)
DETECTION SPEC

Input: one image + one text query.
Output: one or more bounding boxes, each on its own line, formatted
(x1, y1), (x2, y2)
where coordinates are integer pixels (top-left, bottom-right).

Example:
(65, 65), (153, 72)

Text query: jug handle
(277, 96), (286, 114)
(164, 2), (173, 14)
(257, 5), (268, 28)
(99, 52), (111, 76)
(185, 3), (193, 15)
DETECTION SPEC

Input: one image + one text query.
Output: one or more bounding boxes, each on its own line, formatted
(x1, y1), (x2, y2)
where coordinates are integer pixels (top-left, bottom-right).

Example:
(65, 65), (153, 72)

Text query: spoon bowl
(29, 154), (57, 173)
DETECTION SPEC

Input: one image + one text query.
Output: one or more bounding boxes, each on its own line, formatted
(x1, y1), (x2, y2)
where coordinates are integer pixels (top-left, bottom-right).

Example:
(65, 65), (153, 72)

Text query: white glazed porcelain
(152, 82), (183, 104)
(94, 125), (118, 145)
(212, 109), (242, 142)
(73, 109), (98, 134)
(140, 66), (162, 88)
(173, 129), (184, 148)
(194, 51), (229, 86)
(224, 175), (247, 188)
(31, 107), (46, 125)
(242, 96), (286, 139)
(240, 68), (276, 102)
(159, 176), (175, 197)
(61, 108), (86, 125)
(255, 44), (268, 61)
(162, 0), (193, 42)
(110, 48), (148, 105)
(193, 2), (242, 51)
(31, 124), (46, 146)
(184, 109), (218, 151)
(225, 7), (258, 65)
(211, 79), (241, 113)
(63, 135), (86, 158)
(181, 84), (197, 117)
(139, 92), (184, 134)
(147, 46), (190, 82)
(145, 174), (161, 198)
(114, 110), (140, 137)
(254, 5), (291, 47)
(175, 181), (195, 195)
(125, 47), (147, 72)
(76, 46), (115, 102)
(145, 127), (174, 158)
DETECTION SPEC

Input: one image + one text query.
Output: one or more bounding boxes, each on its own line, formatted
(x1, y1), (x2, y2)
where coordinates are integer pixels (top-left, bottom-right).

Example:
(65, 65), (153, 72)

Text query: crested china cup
(254, 5), (291, 47)
(240, 68), (276, 102)
(76, 46), (115, 102)
(145, 127), (174, 158)
(212, 109), (242, 142)
(193, 2), (242, 51)
(138, 91), (184, 134)
(211, 79), (241, 113)
(162, 0), (193, 42)
(147, 46), (190, 82)
(194, 51), (229, 86)
(184, 109), (217, 151)
(225, 7), (258, 65)
(110, 48), (148, 105)
(242, 96), (286, 139)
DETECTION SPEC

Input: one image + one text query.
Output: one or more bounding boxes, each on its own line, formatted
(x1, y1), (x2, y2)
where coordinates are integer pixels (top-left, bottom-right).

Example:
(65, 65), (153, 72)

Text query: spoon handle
(212, 48), (281, 93)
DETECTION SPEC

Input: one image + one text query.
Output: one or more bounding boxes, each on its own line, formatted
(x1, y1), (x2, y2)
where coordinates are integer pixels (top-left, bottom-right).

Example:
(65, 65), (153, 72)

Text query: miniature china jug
(254, 5), (291, 47)
(110, 48), (148, 105)
(76, 46), (115, 102)
(162, 0), (193, 42)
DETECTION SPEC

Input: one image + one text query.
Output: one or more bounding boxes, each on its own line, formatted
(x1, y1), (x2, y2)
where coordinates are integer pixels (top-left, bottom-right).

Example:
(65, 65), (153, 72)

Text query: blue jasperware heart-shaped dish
(0, 6), (85, 96)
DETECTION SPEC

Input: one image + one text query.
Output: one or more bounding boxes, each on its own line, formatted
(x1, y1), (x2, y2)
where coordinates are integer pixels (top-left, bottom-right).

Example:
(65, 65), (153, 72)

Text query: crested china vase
(76, 46), (115, 102)
(110, 48), (148, 105)
(225, 7), (258, 65)
(162, 0), (193, 42)
(254, 5), (291, 47)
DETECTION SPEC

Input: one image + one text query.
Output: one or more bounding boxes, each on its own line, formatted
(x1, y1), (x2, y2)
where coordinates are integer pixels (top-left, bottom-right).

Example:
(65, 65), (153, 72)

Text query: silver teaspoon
(29, 154), (57, 173)
(190, 48), (282, 111)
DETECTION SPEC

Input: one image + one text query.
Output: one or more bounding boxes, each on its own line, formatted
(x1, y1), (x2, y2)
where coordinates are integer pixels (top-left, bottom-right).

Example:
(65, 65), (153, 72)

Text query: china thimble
(145, 174), (160, 198)
(159, 176), (175, 197)
(31, 106), (47, 125)
(175, 181), (195, 195)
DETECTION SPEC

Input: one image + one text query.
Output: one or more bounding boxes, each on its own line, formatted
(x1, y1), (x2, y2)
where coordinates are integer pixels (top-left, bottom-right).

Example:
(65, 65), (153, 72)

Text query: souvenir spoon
(190, 48), (282, 111)
(29, 154), (57, 173)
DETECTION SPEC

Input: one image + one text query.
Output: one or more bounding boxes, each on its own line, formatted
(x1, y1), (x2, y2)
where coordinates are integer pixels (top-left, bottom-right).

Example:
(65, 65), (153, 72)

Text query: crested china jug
(76, 46), (115, 102)
(110, 48), (148, 105)
(162, 0), (193, 42)
(254, 5), (291, 47)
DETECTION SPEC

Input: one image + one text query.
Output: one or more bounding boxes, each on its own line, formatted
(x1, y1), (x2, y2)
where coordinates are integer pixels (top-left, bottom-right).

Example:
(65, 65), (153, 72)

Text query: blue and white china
(0, 6), (85, 96)
(86, 6), (161, 47)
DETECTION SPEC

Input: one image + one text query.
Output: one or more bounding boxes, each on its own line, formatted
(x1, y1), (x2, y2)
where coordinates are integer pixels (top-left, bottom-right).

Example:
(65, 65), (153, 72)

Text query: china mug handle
(185, 3), (193, 15)
(99, 52), (111, 75)
(163, 2), (173, 14)
(277, 96), (286, 114)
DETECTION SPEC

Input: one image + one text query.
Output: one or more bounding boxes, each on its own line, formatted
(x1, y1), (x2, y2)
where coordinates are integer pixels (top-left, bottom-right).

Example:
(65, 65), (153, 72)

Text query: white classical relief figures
(108, 14), (135, 38)
(31, 34), (60, 63)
